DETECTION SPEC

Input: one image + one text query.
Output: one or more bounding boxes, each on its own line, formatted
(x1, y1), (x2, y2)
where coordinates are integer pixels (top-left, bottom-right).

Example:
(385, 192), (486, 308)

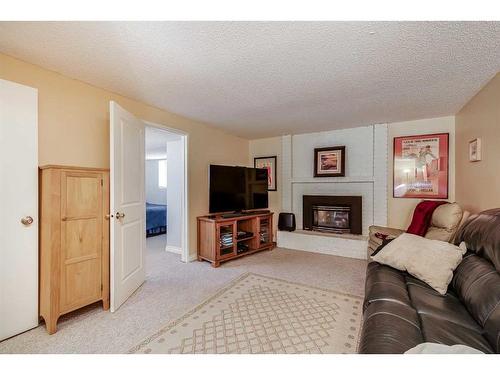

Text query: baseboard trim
(165, 245), (182, 254)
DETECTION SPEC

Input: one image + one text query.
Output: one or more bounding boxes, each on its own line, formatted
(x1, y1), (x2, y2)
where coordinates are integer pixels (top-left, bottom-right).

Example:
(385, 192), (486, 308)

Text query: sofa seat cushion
(407, 284), (482, 332)
(419, 315), (494, 353)
(358, 300), (423, 354)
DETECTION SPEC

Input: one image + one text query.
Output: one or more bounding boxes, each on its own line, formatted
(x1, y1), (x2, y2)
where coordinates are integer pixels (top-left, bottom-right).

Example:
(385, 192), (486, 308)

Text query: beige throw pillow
(372, 233), (466, 294)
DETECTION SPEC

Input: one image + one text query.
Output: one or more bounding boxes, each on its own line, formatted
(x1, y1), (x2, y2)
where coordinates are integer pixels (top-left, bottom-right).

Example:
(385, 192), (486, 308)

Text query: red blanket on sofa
(406, 200), (447, 237)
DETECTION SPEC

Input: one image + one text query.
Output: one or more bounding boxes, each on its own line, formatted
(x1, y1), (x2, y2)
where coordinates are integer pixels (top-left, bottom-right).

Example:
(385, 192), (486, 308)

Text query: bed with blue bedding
(146, 202), (167, 237)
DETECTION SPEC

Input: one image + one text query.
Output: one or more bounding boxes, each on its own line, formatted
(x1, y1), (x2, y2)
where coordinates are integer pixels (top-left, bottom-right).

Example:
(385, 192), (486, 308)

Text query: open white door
(110, 101), (146, 312)
(0, 80), (38, 340)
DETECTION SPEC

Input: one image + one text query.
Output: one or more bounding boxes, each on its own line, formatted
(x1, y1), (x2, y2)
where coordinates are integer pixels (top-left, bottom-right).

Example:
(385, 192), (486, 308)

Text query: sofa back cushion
(454, 209), (500, 270)
(452, 208), (500, 352)
(425, 202), (463, 242)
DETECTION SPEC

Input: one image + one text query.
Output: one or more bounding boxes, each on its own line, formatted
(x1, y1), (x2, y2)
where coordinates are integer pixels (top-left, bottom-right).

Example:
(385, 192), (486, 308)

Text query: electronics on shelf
(197, 211), (274, 267)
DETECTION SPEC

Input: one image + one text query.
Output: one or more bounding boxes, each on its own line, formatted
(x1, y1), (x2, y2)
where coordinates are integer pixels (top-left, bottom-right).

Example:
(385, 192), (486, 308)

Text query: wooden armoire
(39, 165), (110, 334)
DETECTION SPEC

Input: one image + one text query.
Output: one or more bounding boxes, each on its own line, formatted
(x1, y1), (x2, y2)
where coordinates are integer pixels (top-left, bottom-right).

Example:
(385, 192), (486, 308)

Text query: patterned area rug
(130, 273), (363, 354)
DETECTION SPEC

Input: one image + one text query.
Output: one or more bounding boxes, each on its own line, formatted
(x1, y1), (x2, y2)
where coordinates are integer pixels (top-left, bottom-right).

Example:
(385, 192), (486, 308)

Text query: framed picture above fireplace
(313, 146), (346, 177)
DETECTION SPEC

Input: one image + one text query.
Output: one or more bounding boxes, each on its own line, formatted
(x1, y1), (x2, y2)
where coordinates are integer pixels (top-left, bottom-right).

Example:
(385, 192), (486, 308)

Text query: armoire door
(0, 79), (39, 341)
(59, 170), (103, 313)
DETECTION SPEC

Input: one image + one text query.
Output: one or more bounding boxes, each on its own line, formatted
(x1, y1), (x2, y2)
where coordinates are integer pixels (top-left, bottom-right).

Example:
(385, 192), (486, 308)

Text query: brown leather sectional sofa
(358, 208), (500, 354)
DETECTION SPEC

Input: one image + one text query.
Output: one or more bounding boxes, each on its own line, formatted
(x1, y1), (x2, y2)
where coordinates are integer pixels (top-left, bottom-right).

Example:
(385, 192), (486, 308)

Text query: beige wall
(456, 73), (500, 214)
(387, 116), (456, 229)
(249, 137), (282, 236)
(0, 53), (249, 258)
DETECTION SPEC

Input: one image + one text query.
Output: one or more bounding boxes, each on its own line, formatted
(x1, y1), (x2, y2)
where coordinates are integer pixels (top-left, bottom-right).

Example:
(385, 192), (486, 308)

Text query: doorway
(110, 102), (188, 312)
(145, 125), (187, 261)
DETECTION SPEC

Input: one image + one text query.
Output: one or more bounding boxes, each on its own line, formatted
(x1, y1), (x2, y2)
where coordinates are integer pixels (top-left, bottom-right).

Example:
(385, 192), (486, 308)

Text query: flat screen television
(209, 165), (268, 213)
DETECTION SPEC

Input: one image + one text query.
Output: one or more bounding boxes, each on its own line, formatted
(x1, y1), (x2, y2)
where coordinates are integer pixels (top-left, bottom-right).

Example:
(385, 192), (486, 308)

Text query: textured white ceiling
(1, 22), (499, 139)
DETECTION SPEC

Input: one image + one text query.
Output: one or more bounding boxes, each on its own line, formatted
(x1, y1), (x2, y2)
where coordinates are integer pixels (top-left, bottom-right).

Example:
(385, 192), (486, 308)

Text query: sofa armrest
(367, 225), (405, 258)
(369, 225), (405, 238)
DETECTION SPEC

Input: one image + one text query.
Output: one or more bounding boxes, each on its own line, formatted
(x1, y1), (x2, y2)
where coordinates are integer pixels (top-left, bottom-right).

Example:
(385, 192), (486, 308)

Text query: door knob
(116, 212), (125, 219)
(21, 216), (34, 226)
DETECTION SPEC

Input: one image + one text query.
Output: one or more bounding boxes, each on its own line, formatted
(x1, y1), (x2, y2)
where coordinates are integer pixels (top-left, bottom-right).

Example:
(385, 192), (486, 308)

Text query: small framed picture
(469, 138), (482, 162)
(314, 146), (346, 177)
(254, 156), (277, 191)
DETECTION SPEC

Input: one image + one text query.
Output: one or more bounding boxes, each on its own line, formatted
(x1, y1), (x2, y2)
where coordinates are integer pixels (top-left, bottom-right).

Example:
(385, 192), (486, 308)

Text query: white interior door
(110, 101), (146, 312)
(0, 79), (38, 340)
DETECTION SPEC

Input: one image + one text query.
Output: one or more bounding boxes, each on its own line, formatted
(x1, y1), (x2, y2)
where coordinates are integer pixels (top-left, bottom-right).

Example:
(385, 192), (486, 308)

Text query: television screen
(209, 165), (268, 213)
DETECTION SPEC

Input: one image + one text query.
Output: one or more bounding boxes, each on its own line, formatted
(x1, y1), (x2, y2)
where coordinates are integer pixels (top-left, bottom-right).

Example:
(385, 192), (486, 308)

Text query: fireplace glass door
(312, 205), (351, 233)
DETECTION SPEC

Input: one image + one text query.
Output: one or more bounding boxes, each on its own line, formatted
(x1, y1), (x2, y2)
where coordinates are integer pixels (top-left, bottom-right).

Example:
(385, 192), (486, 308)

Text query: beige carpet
(0, 235), (367, 353)
(131, 273), (363, 354)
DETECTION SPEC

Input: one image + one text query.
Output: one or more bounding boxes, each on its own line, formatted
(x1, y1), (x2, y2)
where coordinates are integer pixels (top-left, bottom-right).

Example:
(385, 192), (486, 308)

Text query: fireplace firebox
(303, 195), (362, 235)
(312, 205), (351, 233)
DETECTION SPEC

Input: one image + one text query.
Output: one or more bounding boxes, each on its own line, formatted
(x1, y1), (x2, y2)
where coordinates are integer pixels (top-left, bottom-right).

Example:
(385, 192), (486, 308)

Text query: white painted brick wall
(281, 135), (292, 212)
(373, 124), (388, 227)
(292, 125), (374, 179)
(280, 124), (388, 235)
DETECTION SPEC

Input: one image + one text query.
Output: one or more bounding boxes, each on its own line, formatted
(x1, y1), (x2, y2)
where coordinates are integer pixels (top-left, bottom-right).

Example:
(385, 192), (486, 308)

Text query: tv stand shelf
(197, 211), (274, 267)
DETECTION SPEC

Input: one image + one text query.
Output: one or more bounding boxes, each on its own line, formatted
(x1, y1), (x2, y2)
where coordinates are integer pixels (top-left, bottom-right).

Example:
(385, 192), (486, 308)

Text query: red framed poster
(393, 133), (449, 199)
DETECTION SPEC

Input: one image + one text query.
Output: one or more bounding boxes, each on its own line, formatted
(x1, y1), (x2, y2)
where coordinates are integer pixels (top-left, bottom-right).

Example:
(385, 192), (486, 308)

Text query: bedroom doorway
(110, 102), (189, 312)
(145, 124), (188, 263)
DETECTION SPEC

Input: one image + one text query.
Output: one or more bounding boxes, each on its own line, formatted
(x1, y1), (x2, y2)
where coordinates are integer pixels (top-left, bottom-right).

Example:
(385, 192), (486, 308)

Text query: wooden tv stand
(197, 212), (274, 267)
